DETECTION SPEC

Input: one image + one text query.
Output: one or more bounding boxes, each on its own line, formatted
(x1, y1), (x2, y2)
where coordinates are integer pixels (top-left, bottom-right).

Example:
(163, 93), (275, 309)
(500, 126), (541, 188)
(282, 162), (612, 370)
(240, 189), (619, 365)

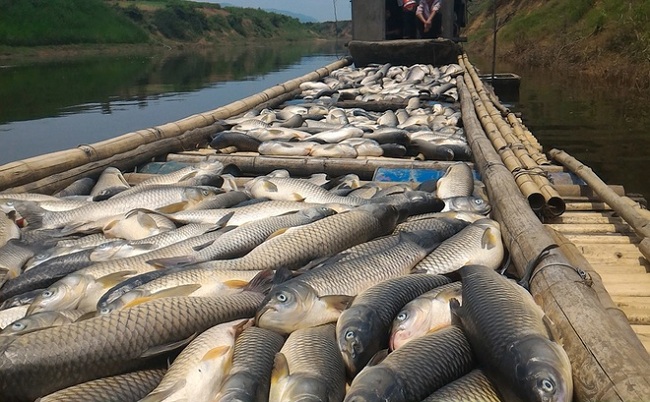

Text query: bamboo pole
(457, 72), (650, 401)
(461, 55), (564, 216)
(0, 57), (353, 193)
(550, 148), (650, 262)
(165, 153), (462, 181)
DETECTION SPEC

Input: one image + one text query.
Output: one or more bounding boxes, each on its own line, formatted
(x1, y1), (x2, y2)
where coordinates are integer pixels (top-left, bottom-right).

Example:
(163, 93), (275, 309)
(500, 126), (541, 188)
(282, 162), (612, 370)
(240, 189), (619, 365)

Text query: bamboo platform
(546, 189), (650, 349)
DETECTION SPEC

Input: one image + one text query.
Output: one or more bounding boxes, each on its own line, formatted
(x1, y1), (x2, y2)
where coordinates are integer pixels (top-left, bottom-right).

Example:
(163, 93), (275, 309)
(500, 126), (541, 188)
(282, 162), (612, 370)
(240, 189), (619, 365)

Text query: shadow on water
(471, 55), (650, 203)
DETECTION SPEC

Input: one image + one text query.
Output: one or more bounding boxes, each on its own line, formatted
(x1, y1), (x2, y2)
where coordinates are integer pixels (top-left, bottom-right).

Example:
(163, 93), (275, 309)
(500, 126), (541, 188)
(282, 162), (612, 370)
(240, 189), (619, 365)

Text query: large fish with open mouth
(450, 265), (573, 402)
(0, 290), (266, 401)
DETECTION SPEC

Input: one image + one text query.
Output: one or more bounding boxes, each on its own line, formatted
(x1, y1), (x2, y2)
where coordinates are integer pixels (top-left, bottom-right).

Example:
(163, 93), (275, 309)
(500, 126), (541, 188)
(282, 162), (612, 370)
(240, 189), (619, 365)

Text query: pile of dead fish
(0, 160), (572, 401)
(209, 63), (470, 161)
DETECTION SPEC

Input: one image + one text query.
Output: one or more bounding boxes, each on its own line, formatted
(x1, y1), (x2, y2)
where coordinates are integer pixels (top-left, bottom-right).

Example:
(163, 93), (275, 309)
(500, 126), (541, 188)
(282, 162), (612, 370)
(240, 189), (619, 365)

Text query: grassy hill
(465, 0), (649, 87)
(0, 0), (350, 48)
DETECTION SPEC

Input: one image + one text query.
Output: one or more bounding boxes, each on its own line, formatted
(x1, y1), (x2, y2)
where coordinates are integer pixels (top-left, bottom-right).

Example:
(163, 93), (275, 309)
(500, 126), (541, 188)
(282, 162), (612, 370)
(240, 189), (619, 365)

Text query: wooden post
(441, 0), (455, 39)
(549, 148), (650, 262)
(457, 71), (650, 401)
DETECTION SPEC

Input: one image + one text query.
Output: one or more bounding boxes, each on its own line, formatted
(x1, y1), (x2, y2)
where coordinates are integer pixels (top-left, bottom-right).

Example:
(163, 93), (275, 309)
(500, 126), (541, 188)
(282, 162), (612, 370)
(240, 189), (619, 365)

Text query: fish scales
(345, 326), (475, 402)
(413, 219), (503, 274)
(198, 204), (399, 272)
(337, 274), (452, 376)
(422, 369), (503, 402)
(453, 265), (573, 402)
(246, 177), (365, 205)
(393, 216), (469, 235)
(0, 292), (264, 401)
(270, 324), (346, 402)
(215, 326), (285, 402)
(36, 368), (167, 402)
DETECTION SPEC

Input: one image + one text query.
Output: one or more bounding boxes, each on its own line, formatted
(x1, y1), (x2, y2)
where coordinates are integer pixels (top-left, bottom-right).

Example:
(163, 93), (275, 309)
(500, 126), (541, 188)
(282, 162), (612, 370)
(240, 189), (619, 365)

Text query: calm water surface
(1, 44), (648, 201)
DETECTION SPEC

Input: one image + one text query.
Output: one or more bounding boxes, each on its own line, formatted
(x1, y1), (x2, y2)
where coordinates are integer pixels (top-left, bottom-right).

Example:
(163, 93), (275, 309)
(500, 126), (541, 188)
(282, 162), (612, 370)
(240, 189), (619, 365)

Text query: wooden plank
(577, 244), (647, 263)
(590, 263), (649, 276)
(565, 202), (614, 211)
(165, 153), (462, 180)
(564, 234), (640, 244)
(547, 223), (636, 234)
(631, 325), (650, 351)
(604, 283), (650, 297)
(545, 215), (625, 224)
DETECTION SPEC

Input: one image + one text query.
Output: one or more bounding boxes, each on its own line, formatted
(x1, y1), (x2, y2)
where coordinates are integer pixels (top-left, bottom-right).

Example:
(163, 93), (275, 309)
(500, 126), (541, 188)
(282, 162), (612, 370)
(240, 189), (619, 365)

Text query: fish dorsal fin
(320, 295), (355, 312)
(272, 352), (290, 383)
(367, 349), (389, 366)
(481, 227), (499, 250)
(122, 284), (201, 309)
(96, 271), (136, 287)
(140, 333), (197, 358)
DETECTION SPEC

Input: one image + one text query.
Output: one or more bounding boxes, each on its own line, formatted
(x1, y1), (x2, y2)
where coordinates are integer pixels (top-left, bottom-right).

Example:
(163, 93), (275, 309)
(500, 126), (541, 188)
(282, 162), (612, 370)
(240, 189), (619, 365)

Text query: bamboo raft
(2, 53), (650, 401)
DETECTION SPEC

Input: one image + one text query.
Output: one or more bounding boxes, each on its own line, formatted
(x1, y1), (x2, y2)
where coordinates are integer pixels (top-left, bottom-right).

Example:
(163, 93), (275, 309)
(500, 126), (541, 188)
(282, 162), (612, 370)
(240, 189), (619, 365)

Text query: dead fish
(309, 126), (364, 143)
(258, 141), (314, 157)
(451, 265), (573, 402)
(310, 143), (358, 158)
(336, 274), (452, 377)
(269, 324), (346, 402)
(422, 369), (503, 402)
(442, 196), (491, 215)
(90, 167), (130, 200)
(0, 305), (29, 330)
(210, 131), (261, 152)
(52, 177), (96, 198)
(0, 290), (266, 401)
(345, 326), (475, 402)
(214, 326), (285, 402)
(140, 319), (251, 402)
(1, 309), (85, 336)
(390, 282), (462, 350)
(0, 212), (20, 249)
(377, 110), (399, 127)
(36, 368), (167, 402)
(256, 229), (438, 334)
(413, 218), (504, 275)
(436, 163), (475, 199)
(245, 176), (364, 205)
(102, 210), (174, 240)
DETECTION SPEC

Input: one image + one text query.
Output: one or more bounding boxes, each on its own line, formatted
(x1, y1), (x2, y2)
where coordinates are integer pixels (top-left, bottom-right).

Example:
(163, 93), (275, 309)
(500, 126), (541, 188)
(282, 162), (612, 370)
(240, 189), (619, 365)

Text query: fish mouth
(254, 304), (276, 324)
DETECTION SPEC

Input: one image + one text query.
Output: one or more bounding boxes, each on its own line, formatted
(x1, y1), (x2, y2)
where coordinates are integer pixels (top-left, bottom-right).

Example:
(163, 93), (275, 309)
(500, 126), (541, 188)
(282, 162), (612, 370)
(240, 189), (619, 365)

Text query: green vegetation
(465, 0), (650, 85)
(0, 0), (149, 46)
(0, 0), (349, 48)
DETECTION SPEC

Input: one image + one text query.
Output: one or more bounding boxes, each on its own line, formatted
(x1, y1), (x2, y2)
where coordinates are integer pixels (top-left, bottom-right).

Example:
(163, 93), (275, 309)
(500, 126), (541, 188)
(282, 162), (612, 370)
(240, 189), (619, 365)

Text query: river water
(1, 43), (648, 201)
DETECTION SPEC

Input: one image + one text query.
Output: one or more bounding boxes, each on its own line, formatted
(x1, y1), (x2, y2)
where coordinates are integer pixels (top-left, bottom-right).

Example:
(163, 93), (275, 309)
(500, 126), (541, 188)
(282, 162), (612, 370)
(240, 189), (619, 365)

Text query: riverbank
(464, 0), (650, 91)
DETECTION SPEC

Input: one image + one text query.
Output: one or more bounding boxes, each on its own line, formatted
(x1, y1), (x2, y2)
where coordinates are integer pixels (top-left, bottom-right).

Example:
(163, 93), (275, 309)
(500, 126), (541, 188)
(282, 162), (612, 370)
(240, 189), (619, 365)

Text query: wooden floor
(546, 198), (650, 351)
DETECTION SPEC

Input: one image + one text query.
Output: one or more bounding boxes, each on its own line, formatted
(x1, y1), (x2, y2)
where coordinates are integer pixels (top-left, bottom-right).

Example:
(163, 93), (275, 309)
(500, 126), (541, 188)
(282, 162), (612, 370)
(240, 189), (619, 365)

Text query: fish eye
(35, 253), (48, 259)
(539, 378), (555, 393)
(201, 189), (210, 196)
(397, 311), (408, 321)
(11, 322), (25, 330)
(276, 292), (288, 303)
(42, 290), (54, 298)
(345, 330), (355, 340)
(474, 199), (483, 204)
(99, 307), (111, 315)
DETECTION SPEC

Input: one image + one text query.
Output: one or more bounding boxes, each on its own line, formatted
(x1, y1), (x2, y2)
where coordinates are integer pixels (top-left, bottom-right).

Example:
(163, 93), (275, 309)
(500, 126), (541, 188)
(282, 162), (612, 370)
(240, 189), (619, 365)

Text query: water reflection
(0, 41), (345, 164)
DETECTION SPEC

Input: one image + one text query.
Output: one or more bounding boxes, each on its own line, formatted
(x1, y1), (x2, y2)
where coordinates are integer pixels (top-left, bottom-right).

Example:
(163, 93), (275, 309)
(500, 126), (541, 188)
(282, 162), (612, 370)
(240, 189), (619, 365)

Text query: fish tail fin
(13, 201), (46, 229)
(244, 269), (275, 295)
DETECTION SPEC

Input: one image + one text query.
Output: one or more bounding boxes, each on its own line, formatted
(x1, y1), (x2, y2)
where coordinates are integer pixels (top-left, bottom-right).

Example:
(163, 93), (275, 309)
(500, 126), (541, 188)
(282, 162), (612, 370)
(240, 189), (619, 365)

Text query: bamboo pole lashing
(0, 57), (353, 193)
(457, 69), (650, 400)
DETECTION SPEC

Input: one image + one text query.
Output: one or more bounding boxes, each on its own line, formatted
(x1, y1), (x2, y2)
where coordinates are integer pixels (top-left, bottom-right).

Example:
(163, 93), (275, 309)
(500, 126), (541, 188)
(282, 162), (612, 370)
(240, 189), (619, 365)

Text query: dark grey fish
(345, 326), (475, 402)
(422, 369), (503, 402)
(0, 289), (43, 310)
(380, 143), (408, 157)
(52, 178), (96, 198)
(210, 132), (262, 152)
(215, 326), (286, 402)
(336, 274), (452, 377)
(451, 265), (573, 402)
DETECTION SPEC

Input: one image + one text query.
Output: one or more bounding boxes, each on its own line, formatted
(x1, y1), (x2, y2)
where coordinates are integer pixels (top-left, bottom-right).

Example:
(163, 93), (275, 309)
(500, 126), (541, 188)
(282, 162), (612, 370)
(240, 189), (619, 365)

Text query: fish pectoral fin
(201, 345), (232, 362)
(140, 333), (198, 358)
(140, 380), (187, 402)
(271, 352), (290, 383)
(481, 227), (500, 250)
(156, 202), (189, 214)
(136, 212), (159, 229)
(290, 193), (306, 202)
(96, 270), (137, 287)
(320, 294), (355, 312)
(223, 279), (249, 289)
(261, 180), (279, 193)
(449, 297), (463, 326)
(542, 314), (562, 343)
(193, 239), (217, 252)
(366, 349), (389, 366)
(266, 227), (289, 240)
(147, 256), (194, 268)
(122, 284), (201, 309)
(215, 211), (235, 228)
